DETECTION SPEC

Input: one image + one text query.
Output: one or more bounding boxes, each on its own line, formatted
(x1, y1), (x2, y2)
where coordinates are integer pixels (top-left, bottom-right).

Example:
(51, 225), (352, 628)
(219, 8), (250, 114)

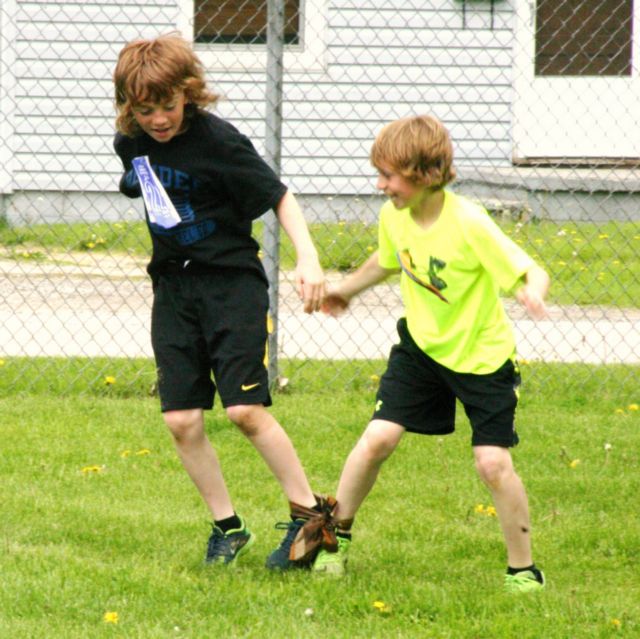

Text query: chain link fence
(0, 0), (638, 395)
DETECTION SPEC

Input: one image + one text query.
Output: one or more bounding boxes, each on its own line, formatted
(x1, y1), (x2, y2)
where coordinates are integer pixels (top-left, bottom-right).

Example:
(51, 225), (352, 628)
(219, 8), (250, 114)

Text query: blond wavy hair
(114, 33), (219, 137)
(370, 115), (456, 189)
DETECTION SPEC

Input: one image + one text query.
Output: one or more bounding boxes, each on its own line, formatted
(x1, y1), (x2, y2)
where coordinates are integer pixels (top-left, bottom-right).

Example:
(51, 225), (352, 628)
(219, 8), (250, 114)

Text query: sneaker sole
(313, 565), (345, 577)
(312, 557), (347, 576)
(232, 532), (255, 567)
(265, 559), (309, 571)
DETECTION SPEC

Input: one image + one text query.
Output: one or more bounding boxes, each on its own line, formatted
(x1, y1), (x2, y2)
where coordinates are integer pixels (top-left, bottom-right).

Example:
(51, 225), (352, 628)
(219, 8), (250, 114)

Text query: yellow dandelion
(104, 376), (116, 385)
(628, 404), (639, 411)
(569, 459), (580, 469)
(366, 245), (374, 252)
(474, 504), (485, 513)
(598, 233), (609, 239)
(120, 450), (132, 458)
(372, 600), (391, 613)
(81, 465), (104, 474)
(614, 408), (625, 415)
(485, 506), (497, 517)
(370, 374), (380, 383)
(103, 611), (119, 624)
(135, 449), (151, 456)
(611, 618), (621, 628)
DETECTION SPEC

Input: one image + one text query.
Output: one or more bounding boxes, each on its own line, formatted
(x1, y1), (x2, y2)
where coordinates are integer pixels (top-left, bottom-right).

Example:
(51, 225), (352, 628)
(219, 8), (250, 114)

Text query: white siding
(211, 0), (515, 195)
(4, 0), (516, 195)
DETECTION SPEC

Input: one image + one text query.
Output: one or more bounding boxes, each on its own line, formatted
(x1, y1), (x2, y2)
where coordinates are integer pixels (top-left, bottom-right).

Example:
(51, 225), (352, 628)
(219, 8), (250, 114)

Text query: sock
(215, 514), (242, 533)
(507, 564), (543, 583)
(335, 517), (353, 540)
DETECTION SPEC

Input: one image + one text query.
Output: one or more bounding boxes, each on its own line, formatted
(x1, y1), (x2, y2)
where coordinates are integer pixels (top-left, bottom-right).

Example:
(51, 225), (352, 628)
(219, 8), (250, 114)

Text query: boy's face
(132, 91), (187, 143)
(375, 162), (425, 210)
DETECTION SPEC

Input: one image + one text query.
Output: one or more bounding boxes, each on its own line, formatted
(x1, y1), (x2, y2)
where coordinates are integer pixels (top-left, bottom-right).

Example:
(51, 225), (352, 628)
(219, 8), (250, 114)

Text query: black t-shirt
(113, 111), (287, 280)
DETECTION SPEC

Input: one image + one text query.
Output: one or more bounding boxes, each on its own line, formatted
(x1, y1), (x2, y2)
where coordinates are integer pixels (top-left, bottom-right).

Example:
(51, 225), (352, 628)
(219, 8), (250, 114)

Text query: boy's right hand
(321, 292), (350, 317)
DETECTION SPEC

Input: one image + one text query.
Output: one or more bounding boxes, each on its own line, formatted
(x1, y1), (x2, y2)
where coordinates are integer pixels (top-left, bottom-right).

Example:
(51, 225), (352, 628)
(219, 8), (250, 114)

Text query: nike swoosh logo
(241, 383), (261, 391)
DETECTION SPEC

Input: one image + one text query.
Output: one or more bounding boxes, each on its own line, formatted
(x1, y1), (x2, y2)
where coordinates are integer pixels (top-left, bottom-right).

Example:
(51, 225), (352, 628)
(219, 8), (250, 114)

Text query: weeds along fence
(0, 0), (639, 395)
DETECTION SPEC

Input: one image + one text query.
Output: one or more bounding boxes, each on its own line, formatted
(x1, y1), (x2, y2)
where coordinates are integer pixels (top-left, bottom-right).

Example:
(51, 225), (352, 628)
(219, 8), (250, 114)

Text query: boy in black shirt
(113, 34), (326, 569)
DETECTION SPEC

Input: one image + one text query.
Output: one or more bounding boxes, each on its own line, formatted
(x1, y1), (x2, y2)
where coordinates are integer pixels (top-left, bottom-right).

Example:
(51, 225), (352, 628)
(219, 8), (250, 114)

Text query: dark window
(535, 0), (633, 76)
(194, 0), (300, 45)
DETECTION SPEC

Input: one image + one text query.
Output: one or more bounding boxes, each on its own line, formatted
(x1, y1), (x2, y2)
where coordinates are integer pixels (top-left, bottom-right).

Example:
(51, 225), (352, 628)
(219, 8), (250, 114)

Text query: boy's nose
(151, 110), (167, 124)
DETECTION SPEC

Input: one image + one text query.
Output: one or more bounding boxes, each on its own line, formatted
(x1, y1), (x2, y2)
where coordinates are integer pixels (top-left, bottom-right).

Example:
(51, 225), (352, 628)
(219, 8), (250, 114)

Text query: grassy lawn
(1, 359), (639, 638)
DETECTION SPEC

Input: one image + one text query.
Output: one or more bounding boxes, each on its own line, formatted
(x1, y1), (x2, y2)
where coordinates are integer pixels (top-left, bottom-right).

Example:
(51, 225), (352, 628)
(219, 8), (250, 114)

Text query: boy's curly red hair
(113, 33), (219, 137)
(370, 115), (456, 189)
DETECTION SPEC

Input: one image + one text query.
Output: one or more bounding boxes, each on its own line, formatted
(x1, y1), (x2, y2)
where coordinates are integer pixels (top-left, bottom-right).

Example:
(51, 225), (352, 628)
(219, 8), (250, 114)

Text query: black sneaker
(205, 517), (254, 566)
(265, 519), (306, 570)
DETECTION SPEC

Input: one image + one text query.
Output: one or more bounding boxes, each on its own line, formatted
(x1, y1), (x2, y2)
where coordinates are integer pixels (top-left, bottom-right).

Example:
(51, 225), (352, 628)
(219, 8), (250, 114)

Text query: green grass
(1, 218), (638, 307)
(1, 359), (639, 638)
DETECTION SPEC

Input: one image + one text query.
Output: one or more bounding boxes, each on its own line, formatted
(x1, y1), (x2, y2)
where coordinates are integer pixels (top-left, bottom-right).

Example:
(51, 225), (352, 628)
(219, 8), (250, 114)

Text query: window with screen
(194, 0), (300, 45)
(535, 0), (633, 76)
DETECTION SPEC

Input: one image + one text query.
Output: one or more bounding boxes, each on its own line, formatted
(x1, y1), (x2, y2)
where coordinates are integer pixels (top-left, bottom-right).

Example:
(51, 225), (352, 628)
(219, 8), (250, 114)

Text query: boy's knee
(163, 409), (203, 442)
(225, 404), (265, 435)
(474, 447), (512, 488)
(360, 421), (401, 462)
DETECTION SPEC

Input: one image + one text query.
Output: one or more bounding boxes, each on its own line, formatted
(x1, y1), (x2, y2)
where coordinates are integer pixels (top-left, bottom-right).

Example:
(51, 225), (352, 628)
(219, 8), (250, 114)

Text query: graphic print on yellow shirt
(396, 249), (449, 303)
(378, 191), (534, 374)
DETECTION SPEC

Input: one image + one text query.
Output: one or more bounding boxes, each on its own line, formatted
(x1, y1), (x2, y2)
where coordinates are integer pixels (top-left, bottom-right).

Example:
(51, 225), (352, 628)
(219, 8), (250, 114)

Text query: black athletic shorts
(372, 318), (521, 447)
(151, 267), (272, 412)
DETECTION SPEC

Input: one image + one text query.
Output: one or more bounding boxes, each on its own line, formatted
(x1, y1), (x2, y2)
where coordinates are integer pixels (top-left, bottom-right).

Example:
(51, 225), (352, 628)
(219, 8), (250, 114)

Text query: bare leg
(226, 404), (316, 509)
(333, 420), (405, 521)
(474, 445), (533, 568)
(163, 408), (234, 520)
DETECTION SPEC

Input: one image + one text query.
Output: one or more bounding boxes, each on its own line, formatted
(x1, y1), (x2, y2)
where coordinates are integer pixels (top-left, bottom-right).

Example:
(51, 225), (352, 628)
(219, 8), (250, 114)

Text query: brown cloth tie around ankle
(288, 494), (339, 565)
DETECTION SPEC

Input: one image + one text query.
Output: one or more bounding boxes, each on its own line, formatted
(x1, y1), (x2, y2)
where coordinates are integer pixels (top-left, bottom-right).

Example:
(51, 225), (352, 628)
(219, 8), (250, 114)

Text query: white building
(1, 0), (638, 224)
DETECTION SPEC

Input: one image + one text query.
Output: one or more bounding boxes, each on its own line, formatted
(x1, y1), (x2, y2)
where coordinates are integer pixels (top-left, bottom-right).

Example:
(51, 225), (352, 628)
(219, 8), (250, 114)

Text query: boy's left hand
(516, 285), (548, 320)
(296, 257), (326, 313)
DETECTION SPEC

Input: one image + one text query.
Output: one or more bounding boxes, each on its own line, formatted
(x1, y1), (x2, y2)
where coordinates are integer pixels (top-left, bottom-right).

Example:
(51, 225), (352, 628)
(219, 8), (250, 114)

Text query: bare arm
(275, 190), (325, 313)
(515, 264), (550, 320)
(322, 251), (399, 317)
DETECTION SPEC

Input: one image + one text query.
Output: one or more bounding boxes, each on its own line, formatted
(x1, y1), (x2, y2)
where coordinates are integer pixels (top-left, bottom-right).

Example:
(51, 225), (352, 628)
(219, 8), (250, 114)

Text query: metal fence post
(263, 0), (285, 387)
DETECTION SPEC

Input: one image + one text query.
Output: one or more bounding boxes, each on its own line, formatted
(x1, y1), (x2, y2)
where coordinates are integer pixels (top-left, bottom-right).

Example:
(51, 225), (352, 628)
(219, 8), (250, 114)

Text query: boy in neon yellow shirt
(316, 115), (549, 592)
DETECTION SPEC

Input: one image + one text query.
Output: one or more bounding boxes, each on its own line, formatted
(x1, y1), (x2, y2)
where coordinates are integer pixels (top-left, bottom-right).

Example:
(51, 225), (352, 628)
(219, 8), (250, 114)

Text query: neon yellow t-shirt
(378, 190), (534, 374)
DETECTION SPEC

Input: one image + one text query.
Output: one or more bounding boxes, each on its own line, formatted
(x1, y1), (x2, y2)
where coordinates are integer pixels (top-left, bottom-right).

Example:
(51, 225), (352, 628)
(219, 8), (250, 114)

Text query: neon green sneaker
(312, 536), (351, 576)
(504, 569), (545, 593)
